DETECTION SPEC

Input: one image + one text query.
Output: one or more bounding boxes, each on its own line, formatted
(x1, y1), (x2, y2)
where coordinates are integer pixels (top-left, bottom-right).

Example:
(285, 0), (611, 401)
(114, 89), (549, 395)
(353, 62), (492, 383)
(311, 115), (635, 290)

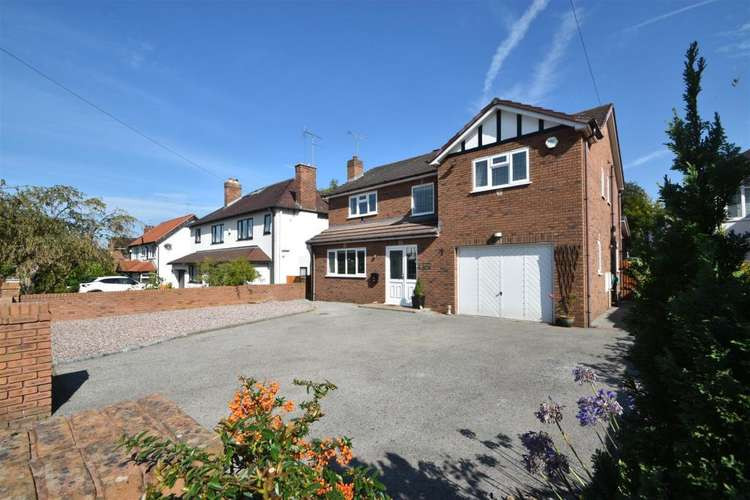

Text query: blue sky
(1, 0), (748, 227)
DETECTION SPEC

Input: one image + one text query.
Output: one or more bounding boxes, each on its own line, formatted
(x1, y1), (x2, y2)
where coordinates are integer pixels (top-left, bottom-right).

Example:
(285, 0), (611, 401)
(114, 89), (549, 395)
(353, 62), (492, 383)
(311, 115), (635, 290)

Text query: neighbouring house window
(601, 168), (606, 199)
(727, 184), (748, 219)
(263, 213), (272, 234)
(411, 183), (434, 216)
(237, 218), (253, 240)
(472, 147), (529, 192)
(146, 246), (155, 259)
(606, 167), (611, 204)
(348, 191), (377, 217)
(211, 224), (224, 244)
(188, 264), (199, 283)
(194, 228), (201, 244)
(326, 248), (366, 277)
(596, 239), (602, 275)
(299, 267), (308, 276)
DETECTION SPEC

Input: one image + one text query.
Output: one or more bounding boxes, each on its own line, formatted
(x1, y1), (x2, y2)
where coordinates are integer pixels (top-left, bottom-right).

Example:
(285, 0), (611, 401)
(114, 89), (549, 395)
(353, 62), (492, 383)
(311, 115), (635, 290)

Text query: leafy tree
(0, 180), (136, 293)
(621, 181), (662, 258)
(320, 179), (340, 195)
(200, 258), (259, 286)
(589, 42), (750, 498)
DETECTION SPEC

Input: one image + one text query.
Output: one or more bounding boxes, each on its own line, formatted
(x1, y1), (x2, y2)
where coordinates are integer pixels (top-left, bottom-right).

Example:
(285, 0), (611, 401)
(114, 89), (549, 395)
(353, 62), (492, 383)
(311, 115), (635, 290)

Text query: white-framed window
(263, 213), (272, 234)
(194, 228), (201, 244)
(596, 238), (602, 275)
(601, 168), (606, 199)
(472, 147), (529, 192)
(327, 248), (366, 277)
(411, 183), (434, 216)
(348, 191), (377, 217)
(146, 245), (155, 260)
(606, 167), (611, 204)
(727, 184), (749, 220)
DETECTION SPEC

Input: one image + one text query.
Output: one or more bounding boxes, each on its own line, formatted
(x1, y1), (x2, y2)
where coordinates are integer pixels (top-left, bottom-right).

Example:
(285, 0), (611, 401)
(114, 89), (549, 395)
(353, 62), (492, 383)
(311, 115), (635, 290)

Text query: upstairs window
(237, 218), (253, 240)
(472, 147), (529, 192)
(727, 185), (748, 219)
(146, 246), (155, 259)
(264, 213), (272, 234)
(327, 248), (366, 277)
(411, 183), (434, 216)
(194, 228), (201, 244)
(348, 191), (377, 217)
(211, 224), (224, 244)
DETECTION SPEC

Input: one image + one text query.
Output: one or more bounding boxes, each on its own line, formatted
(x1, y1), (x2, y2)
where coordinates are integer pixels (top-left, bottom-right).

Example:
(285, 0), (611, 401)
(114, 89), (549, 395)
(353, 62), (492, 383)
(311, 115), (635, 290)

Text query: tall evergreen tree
(590, 42), (750, 498)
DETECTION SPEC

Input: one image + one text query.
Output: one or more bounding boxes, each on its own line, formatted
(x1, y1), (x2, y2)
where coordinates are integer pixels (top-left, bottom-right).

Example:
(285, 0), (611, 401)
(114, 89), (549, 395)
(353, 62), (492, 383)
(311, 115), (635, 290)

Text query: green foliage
(120, 378), (389, 499)
(588, 42), (750, 498)
(413, 278), (425, 297)
(0, 180), (135, 293)
(622, 182), (663, 258)
(320, 179), (340, 196)
(199, 258), (259, 286)
(145, 272), (162, 289)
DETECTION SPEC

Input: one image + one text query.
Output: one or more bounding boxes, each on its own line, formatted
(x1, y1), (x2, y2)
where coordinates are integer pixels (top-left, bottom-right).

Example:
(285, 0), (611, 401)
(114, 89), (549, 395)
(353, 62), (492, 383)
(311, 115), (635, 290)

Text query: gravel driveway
(52, 300), (313, 364)
(55, 302), (629, 498)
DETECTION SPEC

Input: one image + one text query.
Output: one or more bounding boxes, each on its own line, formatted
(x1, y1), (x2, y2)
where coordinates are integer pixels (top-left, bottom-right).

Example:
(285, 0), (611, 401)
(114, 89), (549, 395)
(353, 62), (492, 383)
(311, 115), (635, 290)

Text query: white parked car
(78, 276), (146, 293)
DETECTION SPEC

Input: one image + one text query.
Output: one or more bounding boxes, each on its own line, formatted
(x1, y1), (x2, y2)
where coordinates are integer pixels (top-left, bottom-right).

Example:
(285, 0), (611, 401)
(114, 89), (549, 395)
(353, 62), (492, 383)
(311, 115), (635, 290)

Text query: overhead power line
(568, 0), (602, 104)
(0, 46), (220, 179)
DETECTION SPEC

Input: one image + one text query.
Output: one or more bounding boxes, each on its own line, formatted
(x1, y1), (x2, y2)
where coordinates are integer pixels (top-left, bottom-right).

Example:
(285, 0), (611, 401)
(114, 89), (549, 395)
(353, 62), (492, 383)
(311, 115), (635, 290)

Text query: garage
(457, 244), (554, 322)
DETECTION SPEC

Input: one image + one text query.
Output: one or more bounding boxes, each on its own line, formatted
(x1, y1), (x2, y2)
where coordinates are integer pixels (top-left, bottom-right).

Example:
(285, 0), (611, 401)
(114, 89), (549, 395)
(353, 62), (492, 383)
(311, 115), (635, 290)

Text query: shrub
(587, 42), (750, 497)
(120, 378), (389, 499)
(200, 258), (259, 286)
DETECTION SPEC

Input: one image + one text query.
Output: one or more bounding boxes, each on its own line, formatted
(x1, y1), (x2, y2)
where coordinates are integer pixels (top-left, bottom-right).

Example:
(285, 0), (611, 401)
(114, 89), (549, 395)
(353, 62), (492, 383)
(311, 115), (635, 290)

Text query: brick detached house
(121, 214), (196, 285)
(169, 165), (328, 285)
(308, 98), (625, 327)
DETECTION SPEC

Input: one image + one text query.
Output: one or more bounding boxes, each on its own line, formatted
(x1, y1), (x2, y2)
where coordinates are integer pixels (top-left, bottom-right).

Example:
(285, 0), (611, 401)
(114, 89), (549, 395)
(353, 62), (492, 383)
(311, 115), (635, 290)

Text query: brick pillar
(1, 279), (21, 303)
(0, 302), (52, 429)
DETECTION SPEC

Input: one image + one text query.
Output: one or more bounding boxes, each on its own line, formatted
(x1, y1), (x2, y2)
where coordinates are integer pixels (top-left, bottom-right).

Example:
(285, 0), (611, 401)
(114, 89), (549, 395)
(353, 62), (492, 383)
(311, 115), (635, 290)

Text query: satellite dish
(545, 136), (559, 149)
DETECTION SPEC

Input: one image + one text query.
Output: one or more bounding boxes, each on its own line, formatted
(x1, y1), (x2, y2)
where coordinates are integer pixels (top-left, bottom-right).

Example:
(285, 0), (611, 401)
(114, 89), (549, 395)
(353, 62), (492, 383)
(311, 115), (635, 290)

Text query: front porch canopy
(307, 216), (439, 246)
(168, 246), (271, 265)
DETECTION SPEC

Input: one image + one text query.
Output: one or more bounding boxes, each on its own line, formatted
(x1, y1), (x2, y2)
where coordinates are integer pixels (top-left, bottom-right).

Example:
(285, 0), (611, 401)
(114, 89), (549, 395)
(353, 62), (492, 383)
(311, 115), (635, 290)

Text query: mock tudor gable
(431, 99), (598, 165)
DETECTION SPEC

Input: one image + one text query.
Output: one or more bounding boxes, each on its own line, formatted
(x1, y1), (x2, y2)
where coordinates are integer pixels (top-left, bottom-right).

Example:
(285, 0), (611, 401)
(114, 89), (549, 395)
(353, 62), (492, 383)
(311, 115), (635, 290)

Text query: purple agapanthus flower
(572, 366), (597, 385)
(576, 389), (623, 426)
(535, 401), (564, 425)
(520, 431), (570, 477)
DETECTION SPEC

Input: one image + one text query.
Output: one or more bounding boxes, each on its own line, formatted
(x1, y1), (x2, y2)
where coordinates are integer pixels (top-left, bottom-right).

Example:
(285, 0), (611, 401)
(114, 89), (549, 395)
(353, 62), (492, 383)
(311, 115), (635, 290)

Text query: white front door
(385, 245), (417, 306)
(457, 244), (554, 322)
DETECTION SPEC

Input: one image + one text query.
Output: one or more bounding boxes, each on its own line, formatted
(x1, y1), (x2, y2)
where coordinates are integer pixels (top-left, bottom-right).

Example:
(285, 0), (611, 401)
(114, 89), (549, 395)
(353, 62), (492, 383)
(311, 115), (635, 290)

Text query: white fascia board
(430, 104), (588, 166)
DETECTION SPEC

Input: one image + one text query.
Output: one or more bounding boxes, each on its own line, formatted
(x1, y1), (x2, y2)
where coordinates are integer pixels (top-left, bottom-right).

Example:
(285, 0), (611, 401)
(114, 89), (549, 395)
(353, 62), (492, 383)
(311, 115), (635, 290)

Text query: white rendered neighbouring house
(723, 149), (750, 261)
(121, 214), (197, 286)
(168, 164), (329, 286)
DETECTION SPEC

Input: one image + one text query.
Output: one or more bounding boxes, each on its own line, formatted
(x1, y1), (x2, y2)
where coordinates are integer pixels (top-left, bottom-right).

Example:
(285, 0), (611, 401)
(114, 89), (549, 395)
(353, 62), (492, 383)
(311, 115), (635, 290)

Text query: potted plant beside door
(412, 278), (425, 309)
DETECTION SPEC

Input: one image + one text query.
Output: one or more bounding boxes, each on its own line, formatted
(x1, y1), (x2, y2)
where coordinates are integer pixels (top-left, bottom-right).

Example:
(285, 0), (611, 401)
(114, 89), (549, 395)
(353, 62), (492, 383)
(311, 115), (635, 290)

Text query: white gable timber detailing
(432, 103), (588, 165)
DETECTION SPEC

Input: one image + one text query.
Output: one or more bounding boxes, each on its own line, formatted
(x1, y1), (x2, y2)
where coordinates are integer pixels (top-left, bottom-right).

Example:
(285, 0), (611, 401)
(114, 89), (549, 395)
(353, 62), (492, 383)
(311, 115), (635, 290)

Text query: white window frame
(471, 147), (530, 193)
(606, 167), (611, 204)
(211, 223), (224, 244)
(596, 239), (602, 275)
(348, 191), (378, 218)
(601, 168), (606, 199)
(411, 182), (435, 216)
(727, 184), (748, 220)
(326, 248), (367, 278)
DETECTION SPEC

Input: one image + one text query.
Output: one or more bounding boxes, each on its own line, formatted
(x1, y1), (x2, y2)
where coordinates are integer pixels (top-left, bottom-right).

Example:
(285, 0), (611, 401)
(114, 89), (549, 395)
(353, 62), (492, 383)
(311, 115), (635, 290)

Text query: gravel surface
(52, 300), (313, 364)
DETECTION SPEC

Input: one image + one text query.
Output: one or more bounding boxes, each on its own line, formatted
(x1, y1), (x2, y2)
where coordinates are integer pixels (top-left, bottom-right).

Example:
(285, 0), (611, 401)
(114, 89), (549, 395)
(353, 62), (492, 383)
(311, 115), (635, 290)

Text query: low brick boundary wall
(19, 283), (305, 321)
(0, 303), (52, 429)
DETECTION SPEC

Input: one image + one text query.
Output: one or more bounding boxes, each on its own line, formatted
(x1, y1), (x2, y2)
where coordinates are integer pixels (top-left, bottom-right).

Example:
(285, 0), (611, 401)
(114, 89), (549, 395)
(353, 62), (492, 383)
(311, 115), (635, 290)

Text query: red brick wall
(312, 239), (438, 304)
(327, 176), (438, 226)
(0, 302), (52, 429)
(424, 128), (588, 323)
(19, 284), (305, 321)
(585, 120), (622, 323)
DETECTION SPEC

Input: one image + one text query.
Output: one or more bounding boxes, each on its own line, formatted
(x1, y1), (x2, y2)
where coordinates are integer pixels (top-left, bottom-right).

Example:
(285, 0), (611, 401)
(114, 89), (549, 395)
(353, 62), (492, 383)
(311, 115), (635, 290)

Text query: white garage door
(458, 244), (554, 322)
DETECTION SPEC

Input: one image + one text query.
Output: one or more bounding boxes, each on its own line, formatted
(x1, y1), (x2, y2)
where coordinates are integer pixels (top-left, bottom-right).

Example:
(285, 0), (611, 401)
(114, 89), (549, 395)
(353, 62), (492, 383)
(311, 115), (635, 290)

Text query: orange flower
(336, 445), (353, 466)
(336, 482), (354, 500)
(315, 478), (332, 496)
(283, 400), (295, 413)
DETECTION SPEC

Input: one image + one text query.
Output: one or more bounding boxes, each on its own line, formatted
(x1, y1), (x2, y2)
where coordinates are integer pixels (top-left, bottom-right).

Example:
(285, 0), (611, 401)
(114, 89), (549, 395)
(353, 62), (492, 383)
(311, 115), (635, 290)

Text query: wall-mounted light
(545, 136), (559, 149)
(493, 232), (503, 239)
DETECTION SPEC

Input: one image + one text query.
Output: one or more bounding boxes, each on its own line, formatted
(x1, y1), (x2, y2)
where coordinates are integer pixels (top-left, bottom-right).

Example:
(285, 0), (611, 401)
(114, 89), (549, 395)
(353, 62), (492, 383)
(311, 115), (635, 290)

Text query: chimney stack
(224, 178), (241, 206)
(347, 156), (363, 181)
(295, 164), (317, 210)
